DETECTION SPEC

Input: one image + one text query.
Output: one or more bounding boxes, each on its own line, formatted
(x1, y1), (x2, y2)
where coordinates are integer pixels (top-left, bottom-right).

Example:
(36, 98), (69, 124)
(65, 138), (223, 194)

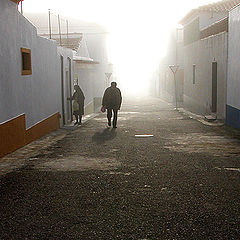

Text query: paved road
(1, 97), (240, 239)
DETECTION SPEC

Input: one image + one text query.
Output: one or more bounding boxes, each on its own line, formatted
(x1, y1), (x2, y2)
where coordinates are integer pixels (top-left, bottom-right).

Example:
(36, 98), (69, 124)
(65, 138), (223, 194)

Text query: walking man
(102, 82), (122, 128)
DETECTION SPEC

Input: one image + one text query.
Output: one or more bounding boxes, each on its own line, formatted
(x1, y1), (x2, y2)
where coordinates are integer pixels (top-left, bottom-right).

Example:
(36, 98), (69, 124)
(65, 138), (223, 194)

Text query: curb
(177, 108), (224, 127)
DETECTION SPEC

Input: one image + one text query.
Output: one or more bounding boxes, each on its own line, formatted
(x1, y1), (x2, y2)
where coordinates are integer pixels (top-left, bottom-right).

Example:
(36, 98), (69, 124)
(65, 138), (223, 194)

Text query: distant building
(158, 28), (184, 104)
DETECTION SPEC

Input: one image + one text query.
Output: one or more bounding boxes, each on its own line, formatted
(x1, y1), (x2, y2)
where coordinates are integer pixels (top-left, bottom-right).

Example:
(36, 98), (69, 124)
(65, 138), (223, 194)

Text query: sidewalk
(178, 107), (225, 126)
(61, 112), (99, 130)
(160, 98), (225, 126)
(0, 112), (100, 176)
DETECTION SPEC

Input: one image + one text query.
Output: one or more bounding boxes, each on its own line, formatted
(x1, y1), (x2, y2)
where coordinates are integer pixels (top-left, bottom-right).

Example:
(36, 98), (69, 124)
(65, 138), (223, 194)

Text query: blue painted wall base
(226, 105), (240, 129)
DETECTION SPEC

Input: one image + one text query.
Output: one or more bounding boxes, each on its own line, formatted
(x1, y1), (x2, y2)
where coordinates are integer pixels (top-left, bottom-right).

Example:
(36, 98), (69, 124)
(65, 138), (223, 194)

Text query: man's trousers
(107, 108), (118, 127)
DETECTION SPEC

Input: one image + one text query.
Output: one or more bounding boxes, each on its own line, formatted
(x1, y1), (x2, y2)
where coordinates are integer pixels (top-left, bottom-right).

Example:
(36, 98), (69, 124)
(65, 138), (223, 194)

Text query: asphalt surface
(1, 97), (240, 239)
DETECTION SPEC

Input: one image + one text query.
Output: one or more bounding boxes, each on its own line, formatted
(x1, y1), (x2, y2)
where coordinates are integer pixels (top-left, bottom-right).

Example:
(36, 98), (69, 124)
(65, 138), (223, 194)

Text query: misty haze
(1, 0), (240, 239)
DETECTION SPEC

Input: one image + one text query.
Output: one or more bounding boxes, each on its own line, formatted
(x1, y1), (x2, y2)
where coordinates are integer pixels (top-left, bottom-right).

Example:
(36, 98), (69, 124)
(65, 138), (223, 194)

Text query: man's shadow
(92, 128), (117, 144)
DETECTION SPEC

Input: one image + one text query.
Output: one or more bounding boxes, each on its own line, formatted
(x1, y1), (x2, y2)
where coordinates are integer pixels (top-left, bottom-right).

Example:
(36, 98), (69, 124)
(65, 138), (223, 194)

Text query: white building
(0, 0), (73, 157)
(26, 13), (109, 116)
(226, 4), (240, 129)
(75, 29), (109, 114)
(158, 28), (184, 104)
(179, 0), (240, 119)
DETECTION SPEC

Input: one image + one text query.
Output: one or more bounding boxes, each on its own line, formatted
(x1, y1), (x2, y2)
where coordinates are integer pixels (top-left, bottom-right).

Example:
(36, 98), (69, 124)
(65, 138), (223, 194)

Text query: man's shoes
(78, 122), (81, 125)
(113, 126), (117, 129)
(74, 121), (78, 125)
(108, 121), (111, 127)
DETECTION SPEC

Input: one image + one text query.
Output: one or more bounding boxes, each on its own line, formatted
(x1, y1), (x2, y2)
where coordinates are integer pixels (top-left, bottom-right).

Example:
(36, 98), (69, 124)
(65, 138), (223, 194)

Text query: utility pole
(176, 28), (178, 65)
(66, 20), (69, 45)
(48, 9), (52, 39)
(58, 15), (62, 46)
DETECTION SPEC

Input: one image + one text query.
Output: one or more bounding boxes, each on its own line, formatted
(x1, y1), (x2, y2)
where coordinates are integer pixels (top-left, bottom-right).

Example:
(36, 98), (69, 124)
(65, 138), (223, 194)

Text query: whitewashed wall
(183, 32), (227, 119)
(0, 0), (70, 128)
(85, 33), (108, 98)
(158, 29), (184, 103)
(74, 64), (96, 106)
(72, 32), (108, 114)
(227, 6), (240, 109)
(226, 5), (240, 128)
(199, 12), (228, 30)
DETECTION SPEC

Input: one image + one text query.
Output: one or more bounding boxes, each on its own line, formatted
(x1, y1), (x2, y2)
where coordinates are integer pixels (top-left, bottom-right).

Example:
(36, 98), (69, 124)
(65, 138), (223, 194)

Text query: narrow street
(0, 97), (240, 239)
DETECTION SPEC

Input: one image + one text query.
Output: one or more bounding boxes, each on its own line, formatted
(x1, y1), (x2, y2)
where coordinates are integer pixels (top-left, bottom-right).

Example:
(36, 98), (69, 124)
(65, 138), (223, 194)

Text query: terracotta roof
(10, 0), (22, 3)
(40, 33), (83, 51)
(53, 36), (83, 51)
(179, 0), (240, 25)
(74, 59), (99, 64)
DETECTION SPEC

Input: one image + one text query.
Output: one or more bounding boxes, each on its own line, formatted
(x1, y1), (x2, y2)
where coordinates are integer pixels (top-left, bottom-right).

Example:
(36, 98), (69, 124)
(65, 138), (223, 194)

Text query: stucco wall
(183, 32), (227, 119)
(74, 64), (96, 106)
(158, 29), (184, 103)
(72, 32), (108, 114)
(226, 5), (240, 128)
(0, 0), (68, 128)
(199, 12), (228, 30)
(227, 6), (240, 109)
(85, 33), (108, 98)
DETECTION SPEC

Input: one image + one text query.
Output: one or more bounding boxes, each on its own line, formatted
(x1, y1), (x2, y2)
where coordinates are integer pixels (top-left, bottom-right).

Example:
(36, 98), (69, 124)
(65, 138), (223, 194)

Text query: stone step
(204, 114), (217, 122)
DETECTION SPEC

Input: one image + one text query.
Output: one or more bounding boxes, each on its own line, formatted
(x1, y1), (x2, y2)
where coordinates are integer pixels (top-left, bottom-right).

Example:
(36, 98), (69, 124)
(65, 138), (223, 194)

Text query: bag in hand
(101, 106), (106, 113)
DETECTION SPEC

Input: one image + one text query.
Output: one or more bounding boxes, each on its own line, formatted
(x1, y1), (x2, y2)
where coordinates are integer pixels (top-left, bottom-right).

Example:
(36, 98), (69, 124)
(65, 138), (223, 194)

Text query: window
(193, 64), (196, 84)
(21, 48), (32, 75)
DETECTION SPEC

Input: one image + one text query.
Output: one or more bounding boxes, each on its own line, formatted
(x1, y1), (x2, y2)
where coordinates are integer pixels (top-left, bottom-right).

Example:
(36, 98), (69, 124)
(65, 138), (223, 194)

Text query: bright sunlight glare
(23, 0), (218, 96)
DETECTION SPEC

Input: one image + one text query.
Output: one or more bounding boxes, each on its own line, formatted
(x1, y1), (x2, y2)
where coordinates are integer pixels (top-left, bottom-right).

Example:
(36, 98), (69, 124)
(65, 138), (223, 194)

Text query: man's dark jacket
(102, 86), (122, 110)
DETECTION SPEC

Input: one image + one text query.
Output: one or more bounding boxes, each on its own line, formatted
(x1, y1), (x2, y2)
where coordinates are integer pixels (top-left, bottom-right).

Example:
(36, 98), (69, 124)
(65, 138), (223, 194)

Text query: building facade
(25, 13), (109, 116)
(226, 4), (240, 129)
(179, 0), (240, 119)
(0, 0), (73, 157)
(158, 28), (184, 104)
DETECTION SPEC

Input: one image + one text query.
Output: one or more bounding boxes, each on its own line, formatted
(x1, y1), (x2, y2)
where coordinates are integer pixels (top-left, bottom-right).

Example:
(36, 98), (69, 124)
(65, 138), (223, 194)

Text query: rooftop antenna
(48, 9), (52, 39)
(67, 20), (69, 45)
(58, 15), (62, 46)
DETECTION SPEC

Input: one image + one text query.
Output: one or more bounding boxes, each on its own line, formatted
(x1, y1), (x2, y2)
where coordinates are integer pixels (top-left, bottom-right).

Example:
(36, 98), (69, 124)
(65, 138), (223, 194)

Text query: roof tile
(54, 37), (83, 51)
(179, 0), (240, 25)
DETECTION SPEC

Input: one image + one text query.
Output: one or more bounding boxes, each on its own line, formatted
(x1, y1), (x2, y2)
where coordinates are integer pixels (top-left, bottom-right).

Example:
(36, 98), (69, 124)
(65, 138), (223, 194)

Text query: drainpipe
(48, 9), (52, 39)
(20, 1), (23, 14)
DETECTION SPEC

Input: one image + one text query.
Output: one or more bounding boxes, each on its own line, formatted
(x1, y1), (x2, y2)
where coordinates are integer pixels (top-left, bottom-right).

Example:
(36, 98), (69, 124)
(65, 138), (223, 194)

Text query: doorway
(65, 70), (71, 123)
(60, 55), (65, 125)
(68, 58), (73, 121)
(65, 58), (73, 123)
(212, 62), (217, 113)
